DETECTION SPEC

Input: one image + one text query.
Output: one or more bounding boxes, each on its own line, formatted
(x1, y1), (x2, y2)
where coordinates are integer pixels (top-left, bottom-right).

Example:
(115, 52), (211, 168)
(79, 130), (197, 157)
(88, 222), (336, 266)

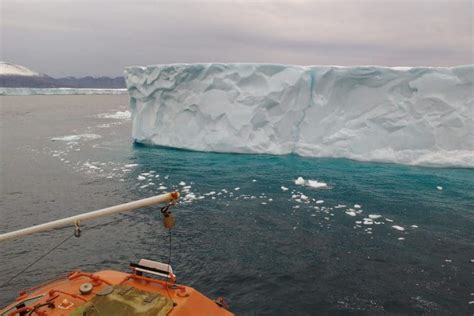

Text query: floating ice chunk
(268, 198), (273, 202)
(281, 186), (289, 191)
(436, 186), (443, 190)
(179, 181), (186, 186)
(52, 134), (101, 141)
(97, 111), (131, 120)
(411, 225), (418, 228)
(398, 237), (405, 241)
(316, 200), (324, 204)
(334, 204), (346, 209)
(261, 202), (267, 205)
(98, 123), (112, 128)
(306, 180), (327, 188)
(158, 185), (167, 190)
(385, 218), (394, 222)
(295, 177), (305, 186)
(84, 162), (100, 170)
(300, 194), (308, 200)
(137, 175), (146, 181)
(363, 219), (373, 225)
(368, 214), (382, 219)
(392, 225), (405, 231)
(234, 187), (240, 191)
(252, 179), (257, 182)
(295, 177), (328, 189)
(183, 185), (191, 189)
(354, 204), (361, 209)
(124, 164), (138, 168)
(345, 210), (356, 216)
(140, 184), (149, 189)
(184, 193), (196, 201)
(445, 259), (452, 263)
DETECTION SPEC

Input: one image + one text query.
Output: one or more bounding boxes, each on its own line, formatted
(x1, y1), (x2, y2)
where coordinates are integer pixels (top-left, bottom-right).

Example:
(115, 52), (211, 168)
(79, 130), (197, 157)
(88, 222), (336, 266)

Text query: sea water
(0, 95), (473, 314)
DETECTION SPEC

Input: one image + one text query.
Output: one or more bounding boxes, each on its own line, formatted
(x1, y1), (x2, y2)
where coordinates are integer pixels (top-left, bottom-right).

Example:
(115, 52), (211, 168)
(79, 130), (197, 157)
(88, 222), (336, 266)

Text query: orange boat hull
(1, 270), (233, 316)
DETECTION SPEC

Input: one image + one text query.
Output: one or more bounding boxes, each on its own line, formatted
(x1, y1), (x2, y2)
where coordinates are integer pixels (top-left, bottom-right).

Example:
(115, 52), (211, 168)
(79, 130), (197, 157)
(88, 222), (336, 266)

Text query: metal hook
(74, 221), (81, 238)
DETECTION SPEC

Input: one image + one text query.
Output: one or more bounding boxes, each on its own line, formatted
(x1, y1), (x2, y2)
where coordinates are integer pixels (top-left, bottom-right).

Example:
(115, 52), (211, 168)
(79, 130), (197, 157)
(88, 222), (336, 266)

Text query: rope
(160, 201), (174, 272)
(28, 302), (54, 315)
(164, 228), (173, 302)
(0, 233), (74, 288)
(0, 203), (177, 290)
(0, 215), (130, 289)
(168, 228), (172, 268)
(160, 201), (174, 302)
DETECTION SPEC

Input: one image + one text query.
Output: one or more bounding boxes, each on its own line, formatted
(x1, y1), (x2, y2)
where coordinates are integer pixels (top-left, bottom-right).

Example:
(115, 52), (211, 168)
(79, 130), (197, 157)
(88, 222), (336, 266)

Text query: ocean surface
(0, 95), (473, 315)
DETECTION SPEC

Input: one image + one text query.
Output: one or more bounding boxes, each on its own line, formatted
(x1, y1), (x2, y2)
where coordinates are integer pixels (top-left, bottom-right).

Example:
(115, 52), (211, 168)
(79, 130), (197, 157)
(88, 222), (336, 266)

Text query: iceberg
(0, 87), (127, 96)
(124, 63), (474, 167)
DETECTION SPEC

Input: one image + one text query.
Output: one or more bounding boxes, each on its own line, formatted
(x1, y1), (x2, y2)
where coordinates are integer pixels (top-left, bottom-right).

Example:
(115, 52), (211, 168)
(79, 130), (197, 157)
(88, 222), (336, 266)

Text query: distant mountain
(0, 62), (126, 88)
(0, 62), (43, 76)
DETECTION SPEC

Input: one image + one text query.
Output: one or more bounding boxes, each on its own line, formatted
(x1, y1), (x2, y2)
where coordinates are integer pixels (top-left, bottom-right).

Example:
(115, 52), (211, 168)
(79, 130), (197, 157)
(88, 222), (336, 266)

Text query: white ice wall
(124, 64), (474, 167)
(0, 88), (127, 95)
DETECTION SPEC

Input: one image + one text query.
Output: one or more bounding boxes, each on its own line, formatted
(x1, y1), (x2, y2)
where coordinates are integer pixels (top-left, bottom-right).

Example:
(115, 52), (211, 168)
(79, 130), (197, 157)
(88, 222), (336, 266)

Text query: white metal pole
(0, 192), (180, 242)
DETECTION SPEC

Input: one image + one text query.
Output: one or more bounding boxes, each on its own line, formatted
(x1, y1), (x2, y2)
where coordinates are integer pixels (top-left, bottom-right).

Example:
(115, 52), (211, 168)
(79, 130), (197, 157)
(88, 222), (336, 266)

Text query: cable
(0, 209), (166, 289)
(163, 228), (172, 300)
(28, 302), (54, 315)
(168, 228), (172, 268)
(0, 215), (126, 289)
(0, 233), (74, 288)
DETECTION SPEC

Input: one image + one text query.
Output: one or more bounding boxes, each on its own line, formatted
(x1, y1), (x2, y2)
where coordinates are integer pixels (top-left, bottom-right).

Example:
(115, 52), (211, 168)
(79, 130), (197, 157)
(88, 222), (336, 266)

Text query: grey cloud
(1, 0), (472, 77)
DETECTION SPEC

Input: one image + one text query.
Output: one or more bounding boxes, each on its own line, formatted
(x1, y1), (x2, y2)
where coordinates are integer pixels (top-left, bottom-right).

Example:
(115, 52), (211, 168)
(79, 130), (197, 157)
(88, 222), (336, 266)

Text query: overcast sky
(1, 0), (472, 77)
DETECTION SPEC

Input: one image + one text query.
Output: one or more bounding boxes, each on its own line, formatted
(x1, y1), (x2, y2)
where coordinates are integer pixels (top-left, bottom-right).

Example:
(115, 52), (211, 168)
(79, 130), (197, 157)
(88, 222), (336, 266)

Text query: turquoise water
(1, 96), (473, 314)
(130, 144), (474, 314)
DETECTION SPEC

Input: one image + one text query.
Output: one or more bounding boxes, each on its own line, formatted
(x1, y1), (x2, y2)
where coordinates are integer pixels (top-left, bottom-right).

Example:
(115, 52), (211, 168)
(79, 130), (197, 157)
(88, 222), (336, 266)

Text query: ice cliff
(0, 88), (127, 95)
(124, 64), (474, 167)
